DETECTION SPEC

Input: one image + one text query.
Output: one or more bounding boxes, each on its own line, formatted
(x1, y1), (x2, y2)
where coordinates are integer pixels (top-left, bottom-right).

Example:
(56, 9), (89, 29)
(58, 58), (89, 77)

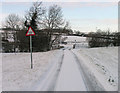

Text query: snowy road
(55, 49), (87, 91)
(2, 36), (117, 91)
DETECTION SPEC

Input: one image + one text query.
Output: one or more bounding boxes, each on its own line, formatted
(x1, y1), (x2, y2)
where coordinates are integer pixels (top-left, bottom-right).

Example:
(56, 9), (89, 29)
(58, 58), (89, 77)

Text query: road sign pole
(30, 35), (33, 69)
(26, 26), (35, 69)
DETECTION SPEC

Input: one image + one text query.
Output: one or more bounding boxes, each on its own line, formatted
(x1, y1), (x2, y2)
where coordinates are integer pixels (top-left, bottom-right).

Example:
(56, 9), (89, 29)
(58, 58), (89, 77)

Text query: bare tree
(43, 5), (64, 29)
(63, 21), (71, 30)
(3, 14), (23, 52)
(62, 21), (72, 34)
(4, 14), (21, 30)
(42, 5), (64, 49)
(23, 2), (49, 52)
(24, 2), (45, 30)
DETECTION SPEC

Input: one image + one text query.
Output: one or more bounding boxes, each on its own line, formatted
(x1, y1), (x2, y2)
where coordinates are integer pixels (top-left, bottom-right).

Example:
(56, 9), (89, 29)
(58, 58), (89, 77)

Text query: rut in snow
(54, 49), (88, 91)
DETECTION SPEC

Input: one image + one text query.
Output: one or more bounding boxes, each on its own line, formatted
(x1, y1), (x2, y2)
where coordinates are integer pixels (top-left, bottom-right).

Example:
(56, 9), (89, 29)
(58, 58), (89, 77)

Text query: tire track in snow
(54, 49), (87, 91)
(71, 50), (105, 91)
(70, 50), (89, 91)
(28, 50), (64, 91)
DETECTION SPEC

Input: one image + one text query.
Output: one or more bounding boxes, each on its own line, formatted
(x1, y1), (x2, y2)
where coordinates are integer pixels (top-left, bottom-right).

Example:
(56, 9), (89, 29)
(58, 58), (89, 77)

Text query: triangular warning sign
(26, 27), (35, 36)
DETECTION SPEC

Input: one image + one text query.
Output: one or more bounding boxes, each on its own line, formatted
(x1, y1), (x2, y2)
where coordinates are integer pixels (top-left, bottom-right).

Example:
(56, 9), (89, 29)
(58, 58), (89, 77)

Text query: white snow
(72, 47), (118, 91)
(61, 36), (88, 49)
(60, 35), (118, 91)
(62, 36), (86, 43)
(2, 50), (63, 91)
(0, 52), (2, 92)
(55, 50), (87, 91)
(2, 35), (118, 91)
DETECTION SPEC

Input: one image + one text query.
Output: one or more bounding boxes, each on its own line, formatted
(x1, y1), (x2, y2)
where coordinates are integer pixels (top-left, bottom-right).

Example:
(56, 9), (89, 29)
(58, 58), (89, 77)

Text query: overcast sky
(0, 0), (118, 32)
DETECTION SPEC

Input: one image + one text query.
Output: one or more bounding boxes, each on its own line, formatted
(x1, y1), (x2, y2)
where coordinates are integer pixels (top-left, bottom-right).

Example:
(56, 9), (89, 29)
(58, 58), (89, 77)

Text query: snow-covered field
(61, 36), (88, 49)
(2, 50), (63, 91)
(62, 36), (86, 43)
(2, 35), (118, 91)
(72, 47), (118, 91)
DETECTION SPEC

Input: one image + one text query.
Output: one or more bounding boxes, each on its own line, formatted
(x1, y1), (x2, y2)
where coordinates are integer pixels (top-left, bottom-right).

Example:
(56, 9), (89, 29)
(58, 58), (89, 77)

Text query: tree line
(86, 29), (120, 48)
(2, 2), (72, 52)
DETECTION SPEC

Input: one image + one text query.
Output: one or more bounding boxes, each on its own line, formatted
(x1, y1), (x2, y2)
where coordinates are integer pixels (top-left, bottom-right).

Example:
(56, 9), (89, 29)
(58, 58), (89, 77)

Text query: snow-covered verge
(2, 50), (63, 91)
(0, 32), (2, 92)
(0, 52), (2, 92)
(72, 47), (118, 91)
